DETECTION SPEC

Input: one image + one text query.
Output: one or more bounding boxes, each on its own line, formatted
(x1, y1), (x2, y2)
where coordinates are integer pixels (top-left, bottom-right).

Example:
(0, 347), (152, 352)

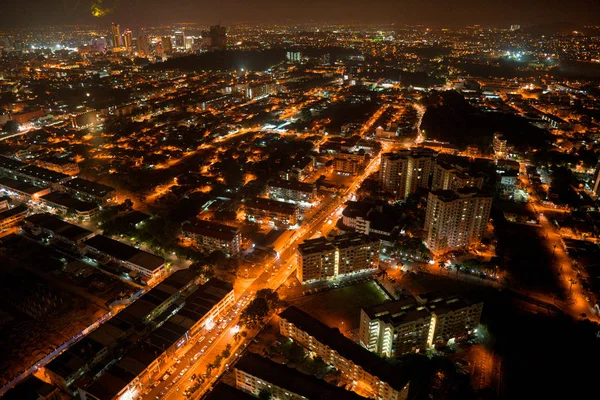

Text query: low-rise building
(17, 165), (72, 189)
(244, 197), (300, 227)
(0, 204), (28, 234)
(266, 179), (317, 204)
(24, 214), (95, 247)
(77, 278), (233, 400)
(61, 178), (116, 204)
(84, 235), (166, 282)
(297, 233), (380, 284)
(235, 353), (365, 400)
(0, 177), (51, 202)
(182, 220), (242, 256)
(279, 306), (410, 400)
(40, 192), (100, 220)
(36, 156), (80, 176)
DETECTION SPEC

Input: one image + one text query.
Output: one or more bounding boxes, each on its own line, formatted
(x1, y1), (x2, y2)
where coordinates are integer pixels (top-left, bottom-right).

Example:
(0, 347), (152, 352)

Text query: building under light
(297, 233), (380, 284)
(424, 188), (492, 255)
(379, 148), (436, 200)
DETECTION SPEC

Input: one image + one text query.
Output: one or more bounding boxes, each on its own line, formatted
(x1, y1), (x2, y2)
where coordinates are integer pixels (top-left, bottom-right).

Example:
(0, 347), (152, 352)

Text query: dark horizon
(1, 0), (600, 29)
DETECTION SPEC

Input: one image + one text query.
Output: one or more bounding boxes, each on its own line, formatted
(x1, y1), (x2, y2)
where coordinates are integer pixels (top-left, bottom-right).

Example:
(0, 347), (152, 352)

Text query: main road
(143, 140), (395, 400)
(520, 163), (597, 321)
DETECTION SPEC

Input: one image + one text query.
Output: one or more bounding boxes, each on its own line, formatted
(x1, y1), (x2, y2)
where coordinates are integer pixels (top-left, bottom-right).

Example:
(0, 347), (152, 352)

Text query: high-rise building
(379, 148), (436, 199)
(162, 36), (173, 54)
(122, 29), (133, 50)
(174, 30), (185, 50)
(431, 161), (483, 191)
(111, 23), (122, 49)
(493, 133), (507, 158)
(209, 25), (227, 50)
(286, 51), (302, 63)
(184, 36), (194, 50)
(424, 188), (492, 254)
(136, 33), (149, 55)
(297, 233), (379, 283)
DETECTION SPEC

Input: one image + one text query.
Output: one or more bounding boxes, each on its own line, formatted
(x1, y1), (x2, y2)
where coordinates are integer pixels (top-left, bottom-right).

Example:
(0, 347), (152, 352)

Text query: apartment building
(279, 306), (410, 400)
(244, 197), (300, 227)
(431, 161), (483, 191)
(424, 188), (492, 254)
(333, 151), (366, 175)
(379, 148), (435, 200)
(359, 294), (483, 357)
(182, 220), (242, 256)
(266, 179), (317, 204)
(297, 233), (380, 284)
(359, 298), (434, 357)
(235, 353), (365, 400)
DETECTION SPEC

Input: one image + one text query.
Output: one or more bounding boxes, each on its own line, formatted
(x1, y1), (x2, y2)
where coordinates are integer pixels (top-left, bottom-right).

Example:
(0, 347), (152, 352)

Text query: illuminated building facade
(424, 188), (492, 254)
(359, 295), (483, 357)
(379, 148), (435, 200)
(244, 197), (300, 227)
(297, 233), (379, 283)
(182, 220), (242, 256)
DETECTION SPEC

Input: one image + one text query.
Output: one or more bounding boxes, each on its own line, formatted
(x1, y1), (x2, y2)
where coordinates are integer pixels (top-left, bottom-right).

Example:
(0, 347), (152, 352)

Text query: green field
(289, 281), (389, 331)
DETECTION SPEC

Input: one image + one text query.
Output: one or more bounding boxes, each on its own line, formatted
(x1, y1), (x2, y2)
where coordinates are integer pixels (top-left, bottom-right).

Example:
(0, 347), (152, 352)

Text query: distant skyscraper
(379, 148), (436, 200)
(123, 29), (133, 50)
(424, 188), (492, 254)
(209, 25), (227, 50)
(286, 51), (302, 63)
(184, 36), (194, 50)
(111, 23), (122, 48)
(137, 33), (149, 56)
(162, 36), (173, 54)
(174, 31), (185, 50)
(510, 25), (521, 31)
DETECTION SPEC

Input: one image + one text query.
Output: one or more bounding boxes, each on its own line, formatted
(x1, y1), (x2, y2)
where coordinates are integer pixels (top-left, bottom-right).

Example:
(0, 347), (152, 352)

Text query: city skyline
(2, 0), (600, 28)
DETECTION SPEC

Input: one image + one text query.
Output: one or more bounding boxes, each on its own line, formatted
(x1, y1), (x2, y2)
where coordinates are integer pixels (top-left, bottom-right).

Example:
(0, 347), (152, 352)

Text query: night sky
(1, 0), (600, 28)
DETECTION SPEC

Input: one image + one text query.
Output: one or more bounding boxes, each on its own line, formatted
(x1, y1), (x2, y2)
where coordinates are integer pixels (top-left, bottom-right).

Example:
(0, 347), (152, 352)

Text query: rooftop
(84, 235), (165, 273)
(25, 213), (95, 243)
(267, 179), (316, 194)
(204, 382), (256, 400)
(40, 192), (98, 212)
(182, 219), (240, 242)
(235, 353), (366, 399)
(62, 177), (115, 197)
(19, 165), (71, 183)
(0, 177), (48, 195)
(244, 197), (299, 215)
